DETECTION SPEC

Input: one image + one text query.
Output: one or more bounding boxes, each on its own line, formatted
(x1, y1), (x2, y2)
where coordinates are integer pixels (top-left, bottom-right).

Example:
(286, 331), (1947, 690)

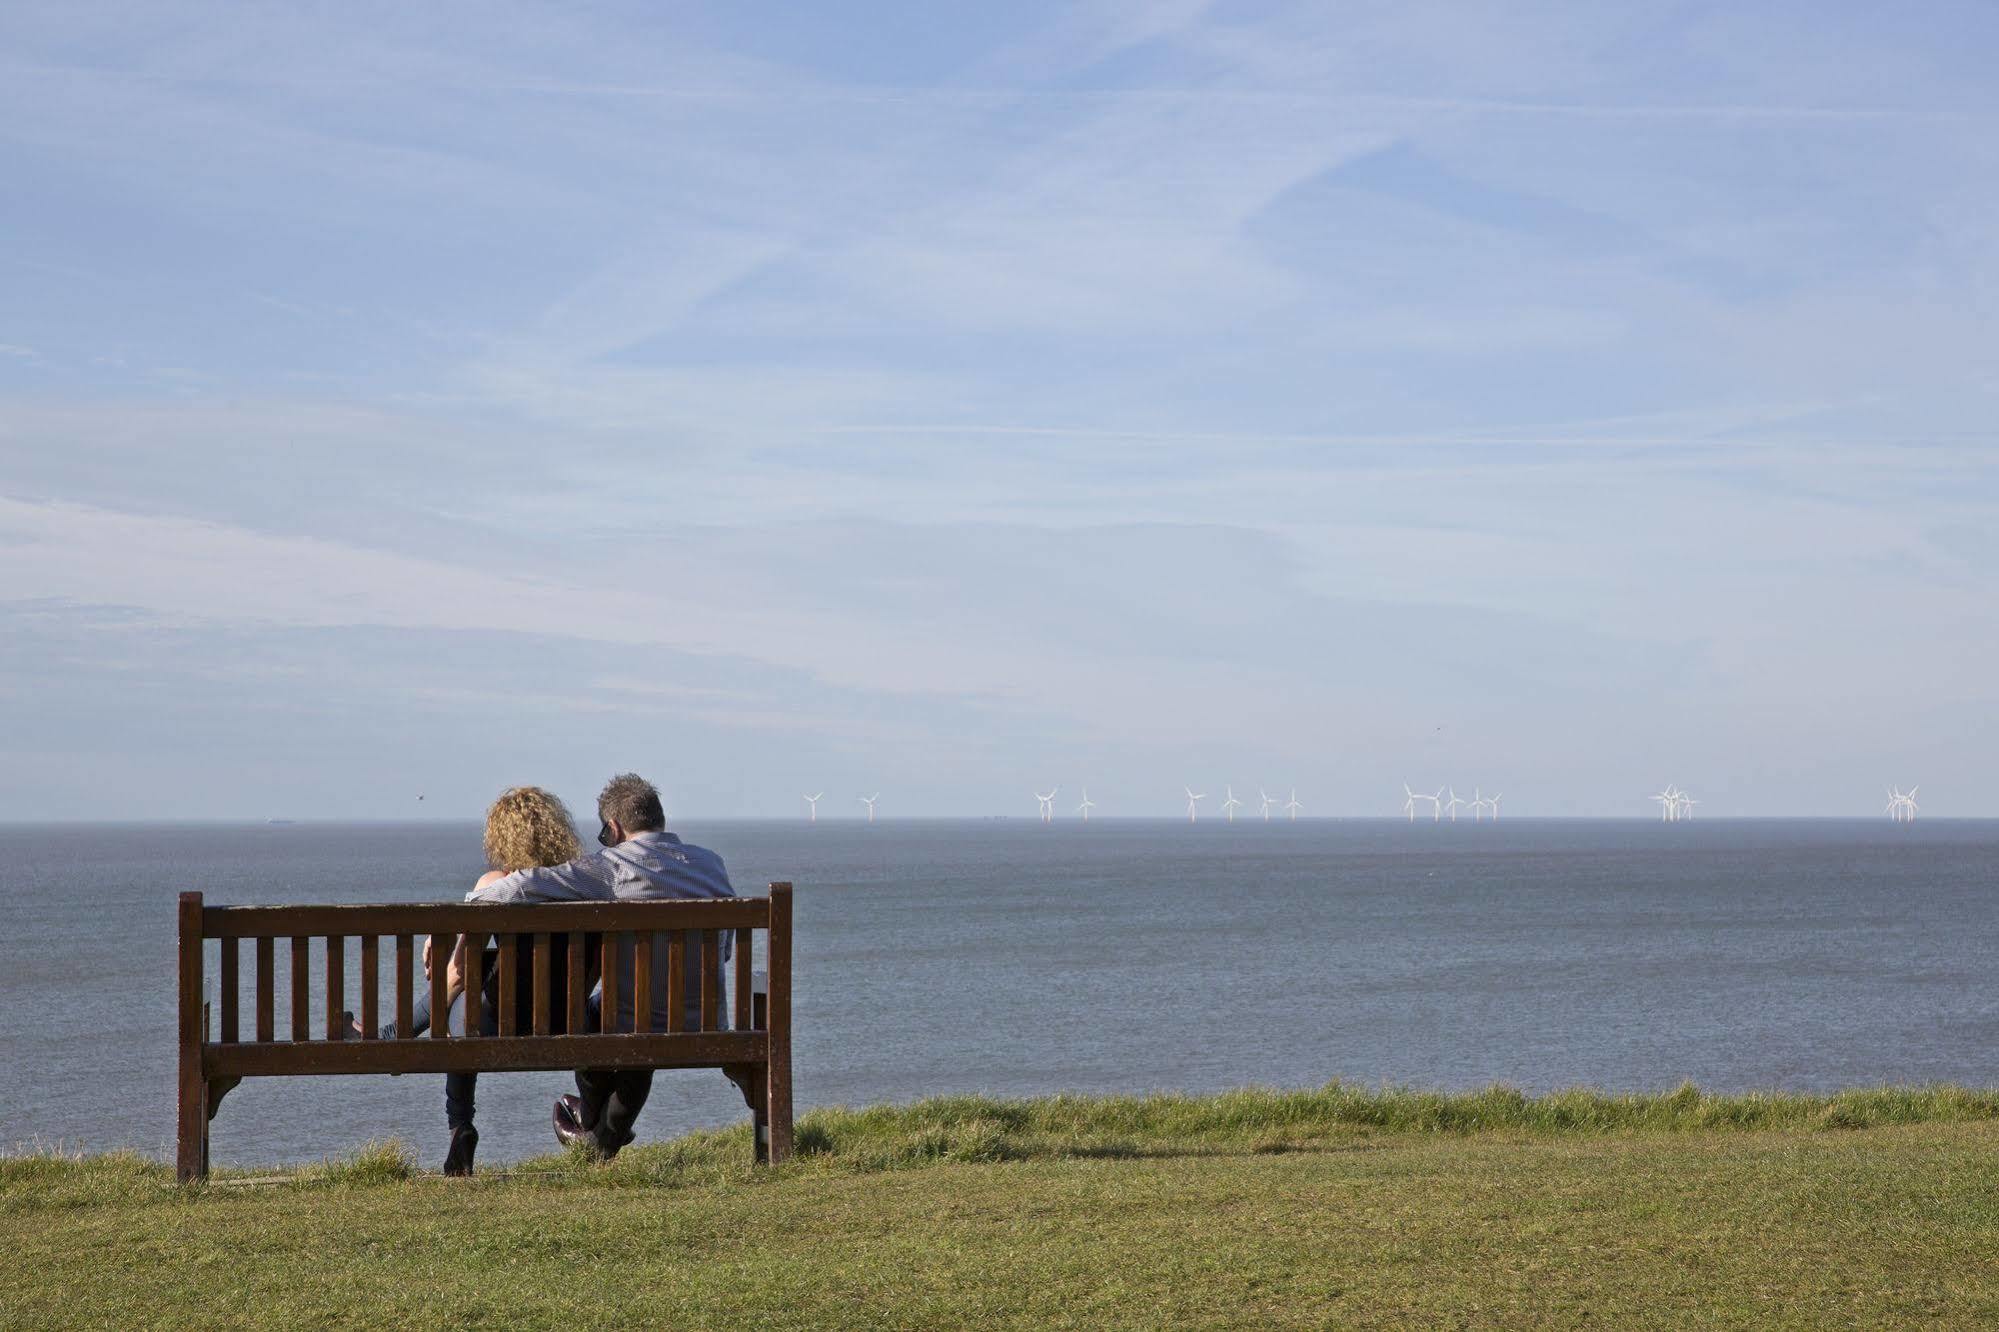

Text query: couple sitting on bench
(379, 772), (737, 1176)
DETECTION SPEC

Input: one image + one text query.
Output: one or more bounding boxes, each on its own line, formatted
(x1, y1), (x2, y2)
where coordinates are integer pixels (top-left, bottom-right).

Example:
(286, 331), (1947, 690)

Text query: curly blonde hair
(483, 786), (583, 872)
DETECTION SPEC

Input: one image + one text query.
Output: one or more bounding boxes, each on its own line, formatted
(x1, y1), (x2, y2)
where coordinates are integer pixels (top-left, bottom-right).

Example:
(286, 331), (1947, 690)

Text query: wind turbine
(1185, 788), (1205, 822)
(1258, 789), (1276, 822)
(1443, 788), (1466, 822)
(1077, 789), (1096, 822)
(803, 792), (823, 823)
(1651, 785), (1681, 822)
(1402, 783), (1419, 823)
(1471, 786), (1486, 822)
(859, 793), (879, 824)
(1430, 787), (1446, 823)
(1035, 788), (1058, 823)
(1485, 792), (1503, 821)
(1887, 785), (1919, 823)
(1283, 789), (1302, 821)
(1675, 793), (1697, 821)
(1221, 786), (1243, 823)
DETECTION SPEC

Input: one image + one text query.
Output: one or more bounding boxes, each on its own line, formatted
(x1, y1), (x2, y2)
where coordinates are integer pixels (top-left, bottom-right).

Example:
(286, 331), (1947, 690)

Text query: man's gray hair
(598, 773), (665, 833)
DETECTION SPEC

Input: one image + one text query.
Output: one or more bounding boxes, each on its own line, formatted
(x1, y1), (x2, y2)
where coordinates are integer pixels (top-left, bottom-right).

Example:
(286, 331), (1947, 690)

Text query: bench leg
(175, 1075), (208, 1183)
(176, 906), (210, 1184)
(766, 1057), (792, 1165)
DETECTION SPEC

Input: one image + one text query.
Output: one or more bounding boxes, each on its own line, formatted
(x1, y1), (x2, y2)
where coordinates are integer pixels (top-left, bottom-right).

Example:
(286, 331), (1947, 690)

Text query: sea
(3, 818), (1994, 1169)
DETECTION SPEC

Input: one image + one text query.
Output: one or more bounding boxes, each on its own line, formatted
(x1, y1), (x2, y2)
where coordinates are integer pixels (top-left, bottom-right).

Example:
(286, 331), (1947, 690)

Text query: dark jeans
(379, 988), (436, 1041)
(572, 991), (652, 1151)
(440, 935), (596, 1135)
(442, 992), (489, 1132)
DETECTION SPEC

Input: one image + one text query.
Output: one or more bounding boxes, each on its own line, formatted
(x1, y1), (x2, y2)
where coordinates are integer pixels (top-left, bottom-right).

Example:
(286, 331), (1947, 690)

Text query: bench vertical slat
(463, 938), (483, 1038)
(395, 934), (414, 1038)
(176, 892), (208, 1183)
(325, 936), (345, 1041)
(701, 929), (721, 1031)
(600, 934), (620, 1034)
(733, 928), (751, 1032)
(532, 933), (551, 1036)
(429, 933), (452, 1039)
(495, 935), (516, 1038)
(666, 931), (685, 1035)
(359, 936), (379, 1040)
(220, 937), (240, 1043)
(767, 883), (794, 1162)
(566, 933), (587, 1033)
(290, 936), (310, 1042)
(255, 938), (275, 1043)
(632, 933), (652, 1033)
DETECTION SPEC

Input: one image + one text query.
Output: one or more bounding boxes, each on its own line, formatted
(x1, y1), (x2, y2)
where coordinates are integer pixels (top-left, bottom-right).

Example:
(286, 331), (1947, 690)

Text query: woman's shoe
(442, 1125), (478, 1177)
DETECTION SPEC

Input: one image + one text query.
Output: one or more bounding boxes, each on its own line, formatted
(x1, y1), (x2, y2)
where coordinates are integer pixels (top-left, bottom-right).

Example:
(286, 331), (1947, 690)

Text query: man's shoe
(553, 1096), (608, 1158)
(441, 1125), (478, 1177)
(554, 1094), (594, 1134)
(553, 1095), (632, 1160)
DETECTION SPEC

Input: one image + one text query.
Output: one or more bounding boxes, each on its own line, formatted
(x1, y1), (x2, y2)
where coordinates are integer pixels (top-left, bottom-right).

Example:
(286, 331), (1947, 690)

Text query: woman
(360, 786), (583, 1175)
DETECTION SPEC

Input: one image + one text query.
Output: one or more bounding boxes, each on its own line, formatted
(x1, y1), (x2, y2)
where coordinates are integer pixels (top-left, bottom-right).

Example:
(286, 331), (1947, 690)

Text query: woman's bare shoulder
(473, 869), (507, 890)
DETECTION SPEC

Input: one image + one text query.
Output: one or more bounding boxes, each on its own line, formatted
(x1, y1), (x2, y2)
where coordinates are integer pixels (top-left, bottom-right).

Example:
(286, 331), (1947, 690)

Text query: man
(468, 772), (736, 1159)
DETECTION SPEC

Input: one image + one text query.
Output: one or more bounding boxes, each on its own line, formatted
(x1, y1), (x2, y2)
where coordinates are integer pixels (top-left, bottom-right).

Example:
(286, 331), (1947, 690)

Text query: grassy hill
(6, 1083), (1999, 1328)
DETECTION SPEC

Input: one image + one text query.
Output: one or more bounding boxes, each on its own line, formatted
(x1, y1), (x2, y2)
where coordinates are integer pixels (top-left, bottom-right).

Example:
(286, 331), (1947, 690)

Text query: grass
(6, 1082), (1999, 1328)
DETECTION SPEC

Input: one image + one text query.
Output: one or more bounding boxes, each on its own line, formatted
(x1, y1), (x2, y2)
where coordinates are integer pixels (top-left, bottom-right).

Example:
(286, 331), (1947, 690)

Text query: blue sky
(2, 1), (1994, 819)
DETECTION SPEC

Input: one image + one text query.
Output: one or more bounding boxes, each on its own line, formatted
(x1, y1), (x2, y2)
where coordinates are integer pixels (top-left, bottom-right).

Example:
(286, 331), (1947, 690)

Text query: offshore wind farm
(777, 779), (1940, 821)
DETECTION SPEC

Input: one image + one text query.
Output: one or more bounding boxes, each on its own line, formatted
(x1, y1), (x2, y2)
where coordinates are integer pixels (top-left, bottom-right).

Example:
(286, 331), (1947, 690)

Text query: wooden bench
(175, 883), (793, 1182)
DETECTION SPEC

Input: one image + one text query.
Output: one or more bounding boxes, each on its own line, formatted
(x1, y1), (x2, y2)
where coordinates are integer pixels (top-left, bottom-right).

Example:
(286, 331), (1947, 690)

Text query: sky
(1, 1), (1995, 821)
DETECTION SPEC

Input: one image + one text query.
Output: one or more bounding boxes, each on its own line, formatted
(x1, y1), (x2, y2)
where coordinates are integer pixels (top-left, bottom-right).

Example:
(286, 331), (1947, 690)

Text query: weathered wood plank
(395, 934), (413, 1038)
(176, 893), (208, 1183)
(324, 937), (345, 1041)
(767, 883), (794, 1162)
(632, 932), (652, 1034)
(495, 935), (516, 1038)
(359, 936), (378, 1040)
(255, 937), (274, 1043)
(733, 928), (751, 1033)
(701, 930), (721, 1032)
(566, 932), (586, 1033)
(203, 899), (770, 938)
(429, 933), (452, 1040)
(666, 931), (685, 1035)
(289, 937), (310, 1042)
(463, 938), (483, 1037)
(206, 1033), (766, 1077)
(532, 933), (551, 1037)
(220, 937), (239, 1044)
(600, 933), (620, 1034)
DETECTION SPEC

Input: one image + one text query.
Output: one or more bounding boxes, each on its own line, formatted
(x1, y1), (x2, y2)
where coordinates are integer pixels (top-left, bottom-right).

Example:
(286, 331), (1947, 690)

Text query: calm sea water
(2, 819), (1994, 1168)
